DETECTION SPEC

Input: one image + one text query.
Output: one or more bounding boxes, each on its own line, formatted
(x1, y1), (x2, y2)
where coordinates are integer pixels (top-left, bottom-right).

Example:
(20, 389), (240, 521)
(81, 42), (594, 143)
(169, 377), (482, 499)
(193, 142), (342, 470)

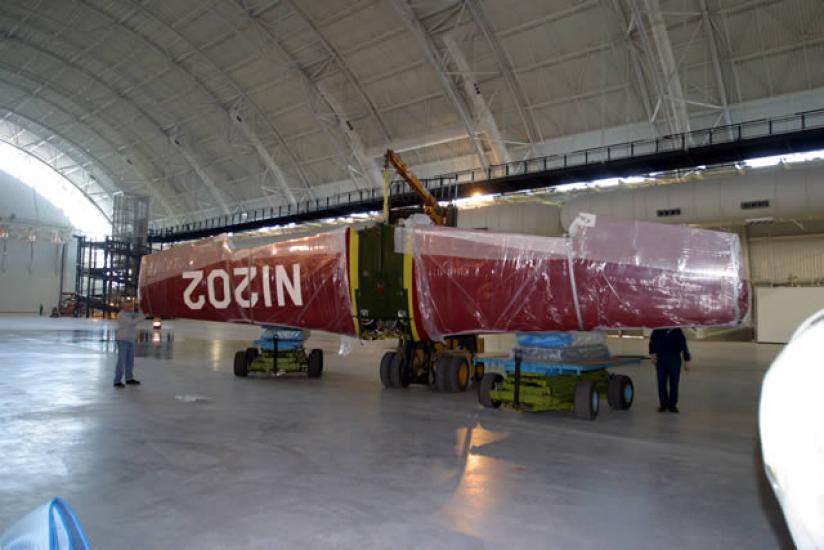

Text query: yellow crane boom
(384, 149), (454, 226)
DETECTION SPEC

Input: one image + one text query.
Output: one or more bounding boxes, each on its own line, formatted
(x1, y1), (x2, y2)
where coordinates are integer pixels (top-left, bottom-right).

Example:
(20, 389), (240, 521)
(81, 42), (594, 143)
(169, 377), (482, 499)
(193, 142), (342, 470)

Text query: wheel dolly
(476, 351), (639, 419)
(233, 327), (323, 379)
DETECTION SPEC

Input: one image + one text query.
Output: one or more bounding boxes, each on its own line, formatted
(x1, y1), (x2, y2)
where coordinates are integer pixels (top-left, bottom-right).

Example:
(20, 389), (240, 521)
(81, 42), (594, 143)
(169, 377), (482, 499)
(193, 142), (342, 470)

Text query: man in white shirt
(114, 302), (143, 388)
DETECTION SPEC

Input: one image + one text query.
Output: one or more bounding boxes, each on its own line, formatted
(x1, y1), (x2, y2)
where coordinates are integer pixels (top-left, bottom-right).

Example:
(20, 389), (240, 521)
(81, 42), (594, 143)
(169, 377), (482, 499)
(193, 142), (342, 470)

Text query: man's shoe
(657, 406), (667, 412)
(114, 382), (125, 388)
(125, 379), (141, 385)
(668, 405), (679, 413)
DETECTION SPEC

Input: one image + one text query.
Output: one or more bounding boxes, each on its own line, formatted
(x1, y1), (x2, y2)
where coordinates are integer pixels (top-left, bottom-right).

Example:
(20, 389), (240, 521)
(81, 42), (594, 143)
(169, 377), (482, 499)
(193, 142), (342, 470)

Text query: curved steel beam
(698, 0), (732, 127)
(4, 0), (233, 214)
(0, 106), (115, 219)
(0, 73), (177, 218)
(0, 9), (196, 212)
(108, 0), (314, 204)
(442, 32), (510, 165)
(283, 0), (392, 142)
(465, 0), (542, 146)
(0, 133), (112, 223)
(389, 0), (490, 169)
(0, 32), (171, 171)
(227, 0), (382, 190)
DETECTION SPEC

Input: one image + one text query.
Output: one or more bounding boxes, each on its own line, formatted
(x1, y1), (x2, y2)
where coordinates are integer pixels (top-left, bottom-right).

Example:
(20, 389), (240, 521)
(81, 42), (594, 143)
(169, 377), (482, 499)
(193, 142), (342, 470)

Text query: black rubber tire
(379, 352), (395, 388)
(478, 373), (503, 408)
(608, 374), (633, 410)
(574, 380), (599, 420)
(473, 361), (485, 382)
(434, 355), (451, 392)
(233, 350), (248, 377)
(245, 347), (259, 360)
(446, 356), (471, 393)
(607, 375), (620, 409)
(621, 376), (634, 410)
(307, 349), (323, 378)
(389, 352), (410, 388)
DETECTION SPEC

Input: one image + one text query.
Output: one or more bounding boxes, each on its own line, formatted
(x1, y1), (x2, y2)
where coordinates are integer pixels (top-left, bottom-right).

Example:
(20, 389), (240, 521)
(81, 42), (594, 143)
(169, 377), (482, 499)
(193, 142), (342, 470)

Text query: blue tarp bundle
(0, 497), (90, 550)
(254, 339), (303, 351)
(515, 331), (606, 349)
(516, 332), (574, 348)
(256, 325), (305, 351)
(260, 326), (305, 342)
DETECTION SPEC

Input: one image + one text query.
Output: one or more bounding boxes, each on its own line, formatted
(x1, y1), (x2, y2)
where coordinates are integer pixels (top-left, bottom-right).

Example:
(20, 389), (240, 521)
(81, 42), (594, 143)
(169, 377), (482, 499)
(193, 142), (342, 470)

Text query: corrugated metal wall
(748, 234), (824, 285)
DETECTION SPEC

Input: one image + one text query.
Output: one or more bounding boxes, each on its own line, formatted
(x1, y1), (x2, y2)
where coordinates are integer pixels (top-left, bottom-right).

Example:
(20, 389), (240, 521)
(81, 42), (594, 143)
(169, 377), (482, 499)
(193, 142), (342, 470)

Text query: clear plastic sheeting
(0, 497), (91, 550)
(401, 213), (748, 339)
(139, 228), (355, 335)
(513, 345), (611, 363)
(337, 335), (361, 356)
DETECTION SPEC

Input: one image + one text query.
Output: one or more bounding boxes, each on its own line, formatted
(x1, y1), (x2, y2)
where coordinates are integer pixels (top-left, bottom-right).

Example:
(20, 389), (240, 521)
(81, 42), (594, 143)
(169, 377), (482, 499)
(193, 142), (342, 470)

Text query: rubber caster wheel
(574, 380), (599, 420)
(389, 352), (410, 388)
(233, 350), (248, 377)
(446, 356), (470, 392)
(434, 355), (452, 392)
(380, 352), (396, 388)
(307, 349), (323, 378)
(478, 373), (503, 408)
(607, 374), (634, 410)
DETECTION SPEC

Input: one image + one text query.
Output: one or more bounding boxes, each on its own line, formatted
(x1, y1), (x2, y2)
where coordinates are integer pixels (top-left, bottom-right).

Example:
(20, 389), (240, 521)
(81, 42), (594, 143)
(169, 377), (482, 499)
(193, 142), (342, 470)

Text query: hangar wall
(0, 171), (76, 313)
(457, 202), (563, 235)
(748, 234), (824, 285)
(559, 163), (824, 228)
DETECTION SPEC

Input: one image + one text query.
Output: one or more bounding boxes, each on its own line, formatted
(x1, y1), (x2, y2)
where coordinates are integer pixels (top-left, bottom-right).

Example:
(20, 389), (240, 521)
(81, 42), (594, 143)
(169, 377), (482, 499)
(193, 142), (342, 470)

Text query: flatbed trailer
(476, 353), (640, 419)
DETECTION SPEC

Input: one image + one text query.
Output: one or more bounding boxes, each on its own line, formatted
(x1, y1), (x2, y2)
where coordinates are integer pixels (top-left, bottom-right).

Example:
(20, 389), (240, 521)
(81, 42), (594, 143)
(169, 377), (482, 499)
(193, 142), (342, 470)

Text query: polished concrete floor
(0, 316), (792, 549)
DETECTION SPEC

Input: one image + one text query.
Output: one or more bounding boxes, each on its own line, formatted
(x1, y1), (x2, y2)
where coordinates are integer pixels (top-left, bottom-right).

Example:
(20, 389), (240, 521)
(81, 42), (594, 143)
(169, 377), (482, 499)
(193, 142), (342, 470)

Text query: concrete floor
(0, 316), (793, 549)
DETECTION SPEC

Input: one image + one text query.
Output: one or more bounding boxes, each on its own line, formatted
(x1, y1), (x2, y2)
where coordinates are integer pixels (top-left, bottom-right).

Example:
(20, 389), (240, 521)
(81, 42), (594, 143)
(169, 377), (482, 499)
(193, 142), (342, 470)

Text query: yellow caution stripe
(403, 248), (421, 342)
(348, 228), (360, 337)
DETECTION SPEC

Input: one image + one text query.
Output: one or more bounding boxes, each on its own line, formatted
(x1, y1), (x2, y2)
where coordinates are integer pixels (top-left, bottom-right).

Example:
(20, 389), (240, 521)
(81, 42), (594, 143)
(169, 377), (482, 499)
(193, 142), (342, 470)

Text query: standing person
(649, 328), (691, 413)
(39, 304), (43, 316)
(114, 302), (142, 388)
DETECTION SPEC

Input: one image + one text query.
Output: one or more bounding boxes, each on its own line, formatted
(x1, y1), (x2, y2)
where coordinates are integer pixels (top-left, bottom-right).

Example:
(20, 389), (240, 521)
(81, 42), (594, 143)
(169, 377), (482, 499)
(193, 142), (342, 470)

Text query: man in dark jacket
(649, 328), (692, 413)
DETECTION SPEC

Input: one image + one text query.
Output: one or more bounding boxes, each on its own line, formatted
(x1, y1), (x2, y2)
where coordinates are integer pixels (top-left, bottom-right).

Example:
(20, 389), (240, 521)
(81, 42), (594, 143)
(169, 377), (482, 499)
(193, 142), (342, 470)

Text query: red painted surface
(139, 229), (355, 335)
(139, 216), (748, 339)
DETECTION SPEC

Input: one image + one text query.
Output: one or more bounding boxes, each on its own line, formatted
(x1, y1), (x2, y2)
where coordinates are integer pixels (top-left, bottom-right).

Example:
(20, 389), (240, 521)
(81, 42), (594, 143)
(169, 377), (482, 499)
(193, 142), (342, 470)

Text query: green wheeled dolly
(233, 327), (323, 379)
(477, 353), (638, 420)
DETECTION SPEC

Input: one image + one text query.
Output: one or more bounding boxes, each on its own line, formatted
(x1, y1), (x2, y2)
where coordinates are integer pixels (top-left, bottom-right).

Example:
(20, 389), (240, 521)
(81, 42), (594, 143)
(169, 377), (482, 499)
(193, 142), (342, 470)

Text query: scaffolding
(112, 192), (150, 246)
(74, 193), (150, 318)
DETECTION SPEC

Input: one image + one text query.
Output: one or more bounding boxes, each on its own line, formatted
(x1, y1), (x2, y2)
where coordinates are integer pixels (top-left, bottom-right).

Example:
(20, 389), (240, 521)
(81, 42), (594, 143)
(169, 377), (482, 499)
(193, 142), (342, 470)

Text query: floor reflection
(442, 423), (510, 539)
(45, 328), (176, 359)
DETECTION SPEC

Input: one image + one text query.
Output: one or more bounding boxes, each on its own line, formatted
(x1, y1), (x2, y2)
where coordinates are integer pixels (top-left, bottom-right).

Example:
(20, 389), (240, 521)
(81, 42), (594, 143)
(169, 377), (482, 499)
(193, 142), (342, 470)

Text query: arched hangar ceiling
(0, 0), (822, 226)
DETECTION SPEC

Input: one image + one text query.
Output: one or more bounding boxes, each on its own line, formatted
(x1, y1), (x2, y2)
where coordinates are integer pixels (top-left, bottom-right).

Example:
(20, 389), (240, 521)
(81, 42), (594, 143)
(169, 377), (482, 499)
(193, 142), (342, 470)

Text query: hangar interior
(0, 0), (822, 547)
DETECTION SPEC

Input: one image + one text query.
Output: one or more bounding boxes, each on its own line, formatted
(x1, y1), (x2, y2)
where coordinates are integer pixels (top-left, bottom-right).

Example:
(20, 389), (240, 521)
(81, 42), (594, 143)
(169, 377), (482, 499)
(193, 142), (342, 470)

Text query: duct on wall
(560, 164), (824, 229)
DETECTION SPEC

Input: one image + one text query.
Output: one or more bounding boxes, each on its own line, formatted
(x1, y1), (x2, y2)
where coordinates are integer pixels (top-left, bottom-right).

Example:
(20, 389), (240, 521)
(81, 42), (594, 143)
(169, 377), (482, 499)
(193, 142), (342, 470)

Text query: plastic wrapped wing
(401, 213), (748, 339)
(139, 228), (356, 335)
(139, 214), (747, 338)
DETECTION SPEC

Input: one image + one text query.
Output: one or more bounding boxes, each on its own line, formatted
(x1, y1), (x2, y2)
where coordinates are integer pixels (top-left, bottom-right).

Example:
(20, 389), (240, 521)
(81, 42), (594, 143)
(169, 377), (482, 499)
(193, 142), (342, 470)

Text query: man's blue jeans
(656, 357), (682, 408)
(114, 340), (135, 383)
